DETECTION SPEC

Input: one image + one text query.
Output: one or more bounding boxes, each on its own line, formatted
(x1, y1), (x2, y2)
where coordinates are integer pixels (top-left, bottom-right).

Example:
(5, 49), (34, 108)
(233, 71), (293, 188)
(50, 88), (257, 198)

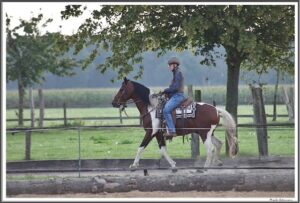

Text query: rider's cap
(168, 57), (180, 65)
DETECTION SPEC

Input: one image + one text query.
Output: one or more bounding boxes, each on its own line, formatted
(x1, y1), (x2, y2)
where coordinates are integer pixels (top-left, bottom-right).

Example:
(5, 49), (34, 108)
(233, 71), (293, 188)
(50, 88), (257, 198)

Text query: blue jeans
(163, 93), (185, 133)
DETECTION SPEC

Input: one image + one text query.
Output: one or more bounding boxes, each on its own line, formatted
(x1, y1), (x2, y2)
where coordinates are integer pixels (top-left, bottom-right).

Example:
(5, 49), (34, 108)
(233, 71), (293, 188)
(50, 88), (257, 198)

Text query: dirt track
(9, 190), (295, 199)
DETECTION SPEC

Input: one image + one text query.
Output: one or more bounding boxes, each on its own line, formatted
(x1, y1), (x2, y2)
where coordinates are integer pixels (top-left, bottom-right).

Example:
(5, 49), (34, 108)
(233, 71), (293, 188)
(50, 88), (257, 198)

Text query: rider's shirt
(163, 68), (184, 98)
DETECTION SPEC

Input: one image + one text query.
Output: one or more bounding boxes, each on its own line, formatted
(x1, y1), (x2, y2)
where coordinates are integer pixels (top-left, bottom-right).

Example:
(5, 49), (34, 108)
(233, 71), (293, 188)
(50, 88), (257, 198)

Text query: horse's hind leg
(130, 130), (153, 169)
(155, 133), (176, 169)
(211, 135), (223, 166)
(204, 125), (217, 168)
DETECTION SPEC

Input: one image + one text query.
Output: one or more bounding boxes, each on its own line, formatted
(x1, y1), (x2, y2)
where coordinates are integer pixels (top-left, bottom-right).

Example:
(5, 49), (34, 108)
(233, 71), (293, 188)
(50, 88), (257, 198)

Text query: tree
(6, 13), (79, 126)
(241, 38), (294, 121)
(61, 5), (294, 143)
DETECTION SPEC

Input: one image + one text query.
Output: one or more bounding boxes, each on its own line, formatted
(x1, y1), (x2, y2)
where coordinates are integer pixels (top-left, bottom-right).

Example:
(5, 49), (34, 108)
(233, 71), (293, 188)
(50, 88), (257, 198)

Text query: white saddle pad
(175, 102), (197, 118)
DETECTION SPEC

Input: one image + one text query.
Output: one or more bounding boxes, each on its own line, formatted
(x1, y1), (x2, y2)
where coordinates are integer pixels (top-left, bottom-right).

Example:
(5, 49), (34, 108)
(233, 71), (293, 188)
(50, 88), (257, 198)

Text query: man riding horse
(161, 57), (186, 139)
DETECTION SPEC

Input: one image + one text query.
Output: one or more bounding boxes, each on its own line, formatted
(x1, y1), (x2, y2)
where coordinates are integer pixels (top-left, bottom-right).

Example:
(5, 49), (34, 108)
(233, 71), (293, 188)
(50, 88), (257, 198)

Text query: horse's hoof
(129, 164), (138, 171)
(171, 167), (178, 173)
(203, 165), (210, 170)
(217, 161), (223, 166)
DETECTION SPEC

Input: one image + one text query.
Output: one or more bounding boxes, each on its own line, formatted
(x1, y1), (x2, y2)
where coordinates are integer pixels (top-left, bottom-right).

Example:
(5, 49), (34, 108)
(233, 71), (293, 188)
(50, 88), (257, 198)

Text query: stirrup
(163, 132), (177, 138)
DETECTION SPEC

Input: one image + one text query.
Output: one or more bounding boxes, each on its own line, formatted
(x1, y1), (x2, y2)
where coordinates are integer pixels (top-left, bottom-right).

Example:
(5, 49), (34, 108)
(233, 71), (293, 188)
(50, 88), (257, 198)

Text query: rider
(161, 57), (186, 139)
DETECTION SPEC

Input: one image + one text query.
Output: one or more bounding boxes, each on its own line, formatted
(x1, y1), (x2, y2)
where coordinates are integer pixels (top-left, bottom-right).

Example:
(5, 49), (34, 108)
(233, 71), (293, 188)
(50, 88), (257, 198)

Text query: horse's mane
(131, 81), (150, 105)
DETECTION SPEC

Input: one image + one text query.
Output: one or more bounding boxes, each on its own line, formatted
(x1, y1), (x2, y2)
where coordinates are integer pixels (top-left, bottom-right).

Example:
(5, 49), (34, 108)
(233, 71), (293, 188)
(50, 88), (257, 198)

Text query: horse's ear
(124, 77), (128, 84)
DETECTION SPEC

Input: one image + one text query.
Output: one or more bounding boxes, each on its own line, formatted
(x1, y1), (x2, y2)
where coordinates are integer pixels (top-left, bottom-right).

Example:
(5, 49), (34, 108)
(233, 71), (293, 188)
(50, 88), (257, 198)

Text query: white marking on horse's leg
(204, 137), (213, 168)
(160, 146), (176, 168)
(204, 125), (216, 168)
(130, 147), (144, 168)
(211, 136), (223, 165)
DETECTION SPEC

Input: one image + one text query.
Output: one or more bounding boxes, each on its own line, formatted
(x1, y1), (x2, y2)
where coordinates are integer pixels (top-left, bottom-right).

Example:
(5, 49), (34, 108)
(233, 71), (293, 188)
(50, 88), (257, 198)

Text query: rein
(119, 99), (157, 120)
(118, 99), (142, 117)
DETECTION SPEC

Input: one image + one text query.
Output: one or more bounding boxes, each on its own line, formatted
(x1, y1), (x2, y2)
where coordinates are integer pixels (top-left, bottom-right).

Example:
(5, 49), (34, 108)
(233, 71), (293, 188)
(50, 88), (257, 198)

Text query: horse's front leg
(155, 132), (177, 171)
(130, 130), (153, 170)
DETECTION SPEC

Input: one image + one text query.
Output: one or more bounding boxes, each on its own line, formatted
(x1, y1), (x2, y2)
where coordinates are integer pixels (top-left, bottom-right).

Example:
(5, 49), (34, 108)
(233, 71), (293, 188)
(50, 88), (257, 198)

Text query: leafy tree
(242, 39), (294, 121)
(61, 5), (294, 133)
(6, 13), (79, 126)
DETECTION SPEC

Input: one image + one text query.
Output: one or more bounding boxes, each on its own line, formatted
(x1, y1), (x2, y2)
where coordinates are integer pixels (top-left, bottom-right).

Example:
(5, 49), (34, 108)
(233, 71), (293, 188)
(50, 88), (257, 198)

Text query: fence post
(189, 86), (200, 160)
(78, 127), (81, 178)
(25, 131), (31, 160)
(119, 108), (123, 124)
(250, 84), (268, 157)
(29, 87), (35, 127)
(63, 103), (67, 126)
(38, 88), (44, 127)
(140, 117), (143, 126)
(282, 86), (294, 121)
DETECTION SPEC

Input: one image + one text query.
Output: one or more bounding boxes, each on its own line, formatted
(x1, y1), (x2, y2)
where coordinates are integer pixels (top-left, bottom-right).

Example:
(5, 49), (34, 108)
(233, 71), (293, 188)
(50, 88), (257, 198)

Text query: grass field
(6, 127), (294, 161)
(5, 105), (295, 161)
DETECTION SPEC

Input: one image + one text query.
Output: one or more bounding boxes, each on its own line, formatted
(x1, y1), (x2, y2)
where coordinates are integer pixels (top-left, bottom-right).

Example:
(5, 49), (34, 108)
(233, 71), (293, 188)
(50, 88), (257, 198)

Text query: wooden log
(250, 85), (268, 157)
(6, 169), (294, 195)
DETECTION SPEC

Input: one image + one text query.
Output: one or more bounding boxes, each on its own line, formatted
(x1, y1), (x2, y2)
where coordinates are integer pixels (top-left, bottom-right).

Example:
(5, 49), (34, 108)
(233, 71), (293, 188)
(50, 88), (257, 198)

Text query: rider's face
(168, 64), (175, 71)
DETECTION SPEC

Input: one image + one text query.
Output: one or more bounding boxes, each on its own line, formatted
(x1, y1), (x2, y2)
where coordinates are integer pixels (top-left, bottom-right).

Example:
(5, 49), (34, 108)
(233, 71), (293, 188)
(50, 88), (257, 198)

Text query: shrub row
(6, 85), (291, 109)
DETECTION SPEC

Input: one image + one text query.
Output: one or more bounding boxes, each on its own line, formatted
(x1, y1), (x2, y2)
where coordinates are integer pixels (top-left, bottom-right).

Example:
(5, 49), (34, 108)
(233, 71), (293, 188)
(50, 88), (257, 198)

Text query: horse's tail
(216, 107), (239, 157)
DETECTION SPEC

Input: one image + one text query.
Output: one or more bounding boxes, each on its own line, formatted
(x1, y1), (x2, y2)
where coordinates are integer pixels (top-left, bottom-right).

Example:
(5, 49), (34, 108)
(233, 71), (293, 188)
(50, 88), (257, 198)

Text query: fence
(6, 114), (291, 123)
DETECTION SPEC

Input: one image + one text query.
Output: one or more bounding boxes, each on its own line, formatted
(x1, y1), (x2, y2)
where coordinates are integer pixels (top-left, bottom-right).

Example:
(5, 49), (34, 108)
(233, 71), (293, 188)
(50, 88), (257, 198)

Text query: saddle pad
(156, 102), (197, 119)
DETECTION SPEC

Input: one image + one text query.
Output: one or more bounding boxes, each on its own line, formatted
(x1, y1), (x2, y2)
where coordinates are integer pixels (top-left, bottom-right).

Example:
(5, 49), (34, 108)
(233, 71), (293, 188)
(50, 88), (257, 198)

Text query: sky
(3, 2), (96, 35)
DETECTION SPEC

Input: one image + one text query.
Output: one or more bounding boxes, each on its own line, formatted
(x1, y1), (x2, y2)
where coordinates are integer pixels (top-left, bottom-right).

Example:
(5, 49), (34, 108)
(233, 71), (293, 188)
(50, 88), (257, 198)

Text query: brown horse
(112, 77), (238, 170)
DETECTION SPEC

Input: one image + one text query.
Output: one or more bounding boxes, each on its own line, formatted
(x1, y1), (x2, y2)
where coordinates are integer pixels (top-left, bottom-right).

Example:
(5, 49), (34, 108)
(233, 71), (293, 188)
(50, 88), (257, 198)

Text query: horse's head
(112, 77), (135, 108)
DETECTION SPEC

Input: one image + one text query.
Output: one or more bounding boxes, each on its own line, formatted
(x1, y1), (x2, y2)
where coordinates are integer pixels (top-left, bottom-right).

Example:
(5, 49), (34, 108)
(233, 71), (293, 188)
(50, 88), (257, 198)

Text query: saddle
(179, 97), (193, 108)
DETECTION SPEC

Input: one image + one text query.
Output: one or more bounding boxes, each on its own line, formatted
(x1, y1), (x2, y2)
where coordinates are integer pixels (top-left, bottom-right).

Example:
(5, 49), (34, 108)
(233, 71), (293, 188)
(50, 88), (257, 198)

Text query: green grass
(6, 127), (294, 161)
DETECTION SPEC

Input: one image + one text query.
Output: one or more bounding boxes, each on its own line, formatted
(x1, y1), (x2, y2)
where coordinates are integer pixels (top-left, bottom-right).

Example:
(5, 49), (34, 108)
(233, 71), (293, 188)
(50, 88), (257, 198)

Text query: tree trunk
(17, 77), (25, 127)
(225, 51), (241, 156)
(272, 69), (280, 121)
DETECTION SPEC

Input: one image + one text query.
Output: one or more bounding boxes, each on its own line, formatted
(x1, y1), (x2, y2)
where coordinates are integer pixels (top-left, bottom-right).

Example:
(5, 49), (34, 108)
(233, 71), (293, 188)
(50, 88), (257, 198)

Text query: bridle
(116, 85), (159, 119)
(116, 84), (143, 116)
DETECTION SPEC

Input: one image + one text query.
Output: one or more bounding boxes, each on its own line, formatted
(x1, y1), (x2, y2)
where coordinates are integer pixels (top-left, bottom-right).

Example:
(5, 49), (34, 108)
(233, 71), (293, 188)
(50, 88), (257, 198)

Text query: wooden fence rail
(6, 114), (289, 122)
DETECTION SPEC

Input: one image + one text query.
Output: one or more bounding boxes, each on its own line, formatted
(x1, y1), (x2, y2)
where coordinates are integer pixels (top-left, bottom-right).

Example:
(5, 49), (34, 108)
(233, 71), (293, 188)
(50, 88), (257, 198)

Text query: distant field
(6, 85), (293, 108)
(5, 105), (294, 161)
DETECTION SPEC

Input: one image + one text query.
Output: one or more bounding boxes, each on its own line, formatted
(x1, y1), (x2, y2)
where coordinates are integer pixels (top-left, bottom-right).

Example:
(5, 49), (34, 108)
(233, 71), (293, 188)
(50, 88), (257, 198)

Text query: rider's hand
(158, 90), (164, 95)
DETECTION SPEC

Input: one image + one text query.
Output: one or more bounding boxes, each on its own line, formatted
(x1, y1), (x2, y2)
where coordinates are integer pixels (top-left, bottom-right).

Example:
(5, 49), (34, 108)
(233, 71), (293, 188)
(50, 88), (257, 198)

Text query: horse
(112, 77), (238, 170)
